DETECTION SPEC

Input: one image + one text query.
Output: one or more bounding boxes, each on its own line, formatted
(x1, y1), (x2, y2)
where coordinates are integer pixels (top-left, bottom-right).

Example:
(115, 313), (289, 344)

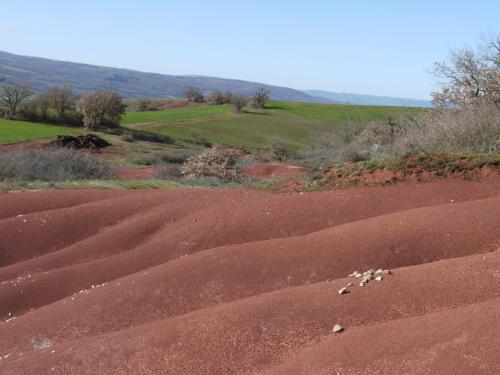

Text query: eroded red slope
(0, 178), (499, 374)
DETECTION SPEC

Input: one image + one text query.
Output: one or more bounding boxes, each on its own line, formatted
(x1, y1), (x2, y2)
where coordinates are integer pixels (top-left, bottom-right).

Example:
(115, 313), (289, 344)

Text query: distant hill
(304, 90), (432, 108)
(0, 50), (326, 102)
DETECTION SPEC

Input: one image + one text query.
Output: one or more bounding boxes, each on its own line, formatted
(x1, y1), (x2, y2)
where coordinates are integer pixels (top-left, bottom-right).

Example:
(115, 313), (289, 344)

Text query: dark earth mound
(48, 134), (111, 149)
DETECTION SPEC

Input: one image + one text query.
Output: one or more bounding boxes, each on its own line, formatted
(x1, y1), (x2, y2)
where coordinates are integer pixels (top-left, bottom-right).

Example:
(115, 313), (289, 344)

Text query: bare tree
(250, 87), (270, 109)
(231, 95), (247, 112)
(222, 91), (233, 104)
(206, 90), (225, 105)
(432, 34), (500, 107)
(0, 84), (32, 116)
(137, 98), (152, 111)
(76, 91), (125, 129)
(36, 92), (52, 119)
(50, 86), (75, 121)
(184, 87), (204, 103)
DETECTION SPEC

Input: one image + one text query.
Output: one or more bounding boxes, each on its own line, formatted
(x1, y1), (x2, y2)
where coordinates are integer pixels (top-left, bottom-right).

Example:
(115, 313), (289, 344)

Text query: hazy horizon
(1, 0), (499, 100)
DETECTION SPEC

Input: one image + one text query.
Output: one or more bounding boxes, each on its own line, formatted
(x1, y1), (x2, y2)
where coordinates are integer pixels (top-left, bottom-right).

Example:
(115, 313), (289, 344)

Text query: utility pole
(347, 99), (351, 128)
(345, 99), (351, 143)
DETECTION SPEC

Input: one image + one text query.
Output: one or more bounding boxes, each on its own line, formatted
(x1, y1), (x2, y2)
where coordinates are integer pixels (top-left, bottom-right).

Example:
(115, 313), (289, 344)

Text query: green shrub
(124, 131), (175, 144)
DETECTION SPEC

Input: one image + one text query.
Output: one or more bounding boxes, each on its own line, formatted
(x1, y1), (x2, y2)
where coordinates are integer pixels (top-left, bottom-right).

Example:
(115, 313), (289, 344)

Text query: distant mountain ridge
(0, 50), (326, 102)
(304, 90), (432, 108)
(0, 50), (432, 107)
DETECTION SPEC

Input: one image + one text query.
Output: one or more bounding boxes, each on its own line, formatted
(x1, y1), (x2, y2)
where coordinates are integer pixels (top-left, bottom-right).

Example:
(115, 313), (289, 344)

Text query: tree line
(0, 85), (125, 130)
(0, 84), (272, 128)
(183, 86), (270, 112)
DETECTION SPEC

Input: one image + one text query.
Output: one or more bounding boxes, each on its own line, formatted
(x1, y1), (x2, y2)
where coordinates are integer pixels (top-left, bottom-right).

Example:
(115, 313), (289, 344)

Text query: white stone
(332, 324), (344, 333)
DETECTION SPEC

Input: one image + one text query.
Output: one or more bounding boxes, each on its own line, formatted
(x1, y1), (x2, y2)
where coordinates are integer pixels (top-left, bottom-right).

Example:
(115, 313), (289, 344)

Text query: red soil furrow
(2, 180), (499, 282)
(0, 193), (178, 267)
(1, 196), (499, 320)
(114, 166), (157, 180)
(262, 298), (500, 375)
(1, 250), (498, 374)
(0, 189), (128, 220)
(2, 178), (499, 267)
(1, 179), (499, 374)
(0, 196), (209, 281)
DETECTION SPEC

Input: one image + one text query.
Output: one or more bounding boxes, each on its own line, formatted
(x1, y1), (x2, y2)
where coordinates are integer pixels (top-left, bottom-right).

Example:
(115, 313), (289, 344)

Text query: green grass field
(269, 101), (420, 126)
(122, 101), (423, 150)
(0, 101), (423, 150)
(122, 105), (231, 125)
(0, 119), (78, 145)
(143, 111), (325, 150)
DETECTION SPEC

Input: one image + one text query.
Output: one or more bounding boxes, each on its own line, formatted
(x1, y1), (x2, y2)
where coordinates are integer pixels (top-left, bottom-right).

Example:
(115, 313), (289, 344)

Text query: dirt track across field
(1, 177), (499, 374)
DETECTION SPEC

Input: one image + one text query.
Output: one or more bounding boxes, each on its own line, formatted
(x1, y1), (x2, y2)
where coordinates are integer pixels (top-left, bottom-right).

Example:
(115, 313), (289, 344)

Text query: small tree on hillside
(76, 91), (125, 130)
(231, 95), (247, 112)
(0, 84), (32, 116)
(36, 92), (52, 119)
(137, 98), (152, 111)
(222, 91), (233, 104)
(250, 87), (270, 109)
(206, 90), (225, 105)
(50, 86), (75, 121)
(184, 87), (204, 103)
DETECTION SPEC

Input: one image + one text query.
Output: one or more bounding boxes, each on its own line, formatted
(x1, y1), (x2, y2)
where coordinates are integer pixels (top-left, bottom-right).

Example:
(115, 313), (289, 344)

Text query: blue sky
(1, 1), (499, 99)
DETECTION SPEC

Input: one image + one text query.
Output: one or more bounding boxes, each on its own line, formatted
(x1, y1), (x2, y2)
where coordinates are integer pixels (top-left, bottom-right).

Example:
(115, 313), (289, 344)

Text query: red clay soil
(113, 166), (158, 180)
(0, 178), (499, 374)
(0, 140), (48, 153)
(245, 163), (307, 179)
(153, 100), (189, 110)
(325, 156), (500, 188)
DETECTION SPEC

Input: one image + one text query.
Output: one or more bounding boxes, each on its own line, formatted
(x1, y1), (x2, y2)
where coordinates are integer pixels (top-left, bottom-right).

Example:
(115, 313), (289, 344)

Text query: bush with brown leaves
(181, 147), (243, 182)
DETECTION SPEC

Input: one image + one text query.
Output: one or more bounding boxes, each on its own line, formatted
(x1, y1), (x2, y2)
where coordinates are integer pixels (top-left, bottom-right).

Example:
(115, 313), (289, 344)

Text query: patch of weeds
(0, 179), (182, 192)
(190, 131), (212, 147)
(130, 131), (175, 144)
(154, 164), (183, 180)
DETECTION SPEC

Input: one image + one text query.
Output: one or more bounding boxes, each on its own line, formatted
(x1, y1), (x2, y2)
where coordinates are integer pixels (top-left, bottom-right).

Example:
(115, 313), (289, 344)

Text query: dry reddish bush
(181, 147), (243, 182)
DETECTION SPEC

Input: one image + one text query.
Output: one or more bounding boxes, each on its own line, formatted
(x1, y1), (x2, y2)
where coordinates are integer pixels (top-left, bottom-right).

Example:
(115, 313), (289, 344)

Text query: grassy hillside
(269, 101), (421, 126)
(122, 101), (423, 150)
(0, 119), (77, 145)
(122, 105), (231, 125)
(0, 101), (423, 151)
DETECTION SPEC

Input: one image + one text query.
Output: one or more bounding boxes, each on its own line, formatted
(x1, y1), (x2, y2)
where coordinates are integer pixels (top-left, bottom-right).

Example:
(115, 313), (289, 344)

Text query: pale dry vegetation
(180, 147), (243, 182)
(0, 148), (111, 181)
